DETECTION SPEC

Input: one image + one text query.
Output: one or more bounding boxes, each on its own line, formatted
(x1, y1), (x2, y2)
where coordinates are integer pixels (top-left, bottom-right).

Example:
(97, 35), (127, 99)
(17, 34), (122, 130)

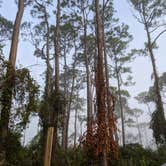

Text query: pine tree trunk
(65, 64), (76, 150)
(42, 5), (53, 163)
(0, 1), (24, 165)
(102, 0), (118, 146)
(62, 43), (68, 151)
(115, 59), (125, 147)
(95, 0), (107, 165)
(117, 77), (125, 147)
(63, 39), (77, 151)
(51, 0), (61, 165)
(145, 22), (166, 142)
(63, 77), (75, 151)
(44, 127), (54, 166)
(82, 4), (93, 144)
(8, 0), (24, 67)
(136, 117), (142, 145)
(74, 92), (79, 148)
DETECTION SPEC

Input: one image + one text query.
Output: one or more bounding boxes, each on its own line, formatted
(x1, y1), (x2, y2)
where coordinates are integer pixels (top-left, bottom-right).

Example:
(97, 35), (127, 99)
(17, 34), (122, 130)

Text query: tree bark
(136, 117), (142, 145)
(115, 59), (125, 147)
(63, 39), (78, 151)
(144, 21), (166, 142)
(34, 2), (53, 163)
(102, 0), (118, 147)
(33, 1), (54, 164)
(51, 0), (61, 165)
(82, 3), (93, 144)
(54, 0), (60, 92)
(9, 0), (24, 67)
(0, 1), (24, 165)
(62, 41), (68, 151)
(44, 127), (54, 166)
(74, 92), (79, 149)
(95, 0), (107, 165)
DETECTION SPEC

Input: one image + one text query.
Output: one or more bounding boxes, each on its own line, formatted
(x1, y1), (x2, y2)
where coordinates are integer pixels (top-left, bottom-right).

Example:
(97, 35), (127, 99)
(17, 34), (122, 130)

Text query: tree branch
(151, 29), (166, 46)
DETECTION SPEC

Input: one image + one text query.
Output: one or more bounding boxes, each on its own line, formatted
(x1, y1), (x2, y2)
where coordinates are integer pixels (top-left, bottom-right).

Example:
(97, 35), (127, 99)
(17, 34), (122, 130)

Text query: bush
(111, 143), (166, 166)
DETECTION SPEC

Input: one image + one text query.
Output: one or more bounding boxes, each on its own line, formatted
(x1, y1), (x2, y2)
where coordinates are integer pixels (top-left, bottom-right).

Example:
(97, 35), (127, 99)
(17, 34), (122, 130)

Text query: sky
(1, 0), (166, 146)
(114, 0), (166, 118)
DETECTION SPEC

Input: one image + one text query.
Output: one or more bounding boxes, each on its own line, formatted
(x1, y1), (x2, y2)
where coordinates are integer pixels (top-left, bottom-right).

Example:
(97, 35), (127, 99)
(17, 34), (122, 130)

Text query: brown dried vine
(80, 86), (118, 160)
(80, 0), (118, 162)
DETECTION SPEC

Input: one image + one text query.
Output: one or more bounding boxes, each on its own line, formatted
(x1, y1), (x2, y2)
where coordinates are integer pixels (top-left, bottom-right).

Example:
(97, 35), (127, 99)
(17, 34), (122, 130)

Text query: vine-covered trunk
(44, 0), (60, 166)
(51, 0), (61, 165)
(0, 1), (24, 165)
(145, 23), (166, 143)
(94, 0), (118, 165)
(102, 0), (118, 147)
(95, 0), (108, 165)
(42, 5), (53, 163)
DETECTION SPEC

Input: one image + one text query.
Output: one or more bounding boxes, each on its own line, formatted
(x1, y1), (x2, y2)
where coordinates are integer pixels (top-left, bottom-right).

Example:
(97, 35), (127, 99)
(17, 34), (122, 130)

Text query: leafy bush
(111, 144), (166, 166)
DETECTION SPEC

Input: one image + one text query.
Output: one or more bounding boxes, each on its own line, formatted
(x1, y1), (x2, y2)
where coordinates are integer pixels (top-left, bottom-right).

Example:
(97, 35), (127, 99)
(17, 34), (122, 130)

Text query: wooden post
(44, 127), (54, 166)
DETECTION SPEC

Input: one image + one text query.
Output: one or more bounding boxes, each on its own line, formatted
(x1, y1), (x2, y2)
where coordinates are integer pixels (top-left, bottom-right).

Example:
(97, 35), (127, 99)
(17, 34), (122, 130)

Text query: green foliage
(0, 15), (13, 52)
(4, 130), (166, 166)
(135, 91), (153, 104)
(129, 0), (164, 23)
(24, 132), (43, 166)
(0, 55), (7, 81)
(54, 148), (87, 166)
(16, 132), (88, 166)
(43, 142), (166, 166)
(150, 109), (166, 145)
(0, 61), (39, 132)
(136, 72), (166, 145)
(11, 68), (39, 131)
(129, 0), (166, 49)
(6, 131), (29, 166)
(107, 22), (134, 89)
(1, 0), (166, 165)
(159, 72), (166, 91)
(112, 144), (166, 166)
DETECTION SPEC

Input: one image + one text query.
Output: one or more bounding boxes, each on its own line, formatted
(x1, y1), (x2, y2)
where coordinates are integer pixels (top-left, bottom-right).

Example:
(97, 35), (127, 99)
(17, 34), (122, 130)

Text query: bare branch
(150, 23), (166, 33)
(151, 29), (166, 46)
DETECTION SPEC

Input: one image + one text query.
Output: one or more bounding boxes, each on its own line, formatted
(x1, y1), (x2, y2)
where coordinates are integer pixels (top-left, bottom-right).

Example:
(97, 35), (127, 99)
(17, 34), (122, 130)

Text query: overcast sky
(1, 0), (166, 145)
